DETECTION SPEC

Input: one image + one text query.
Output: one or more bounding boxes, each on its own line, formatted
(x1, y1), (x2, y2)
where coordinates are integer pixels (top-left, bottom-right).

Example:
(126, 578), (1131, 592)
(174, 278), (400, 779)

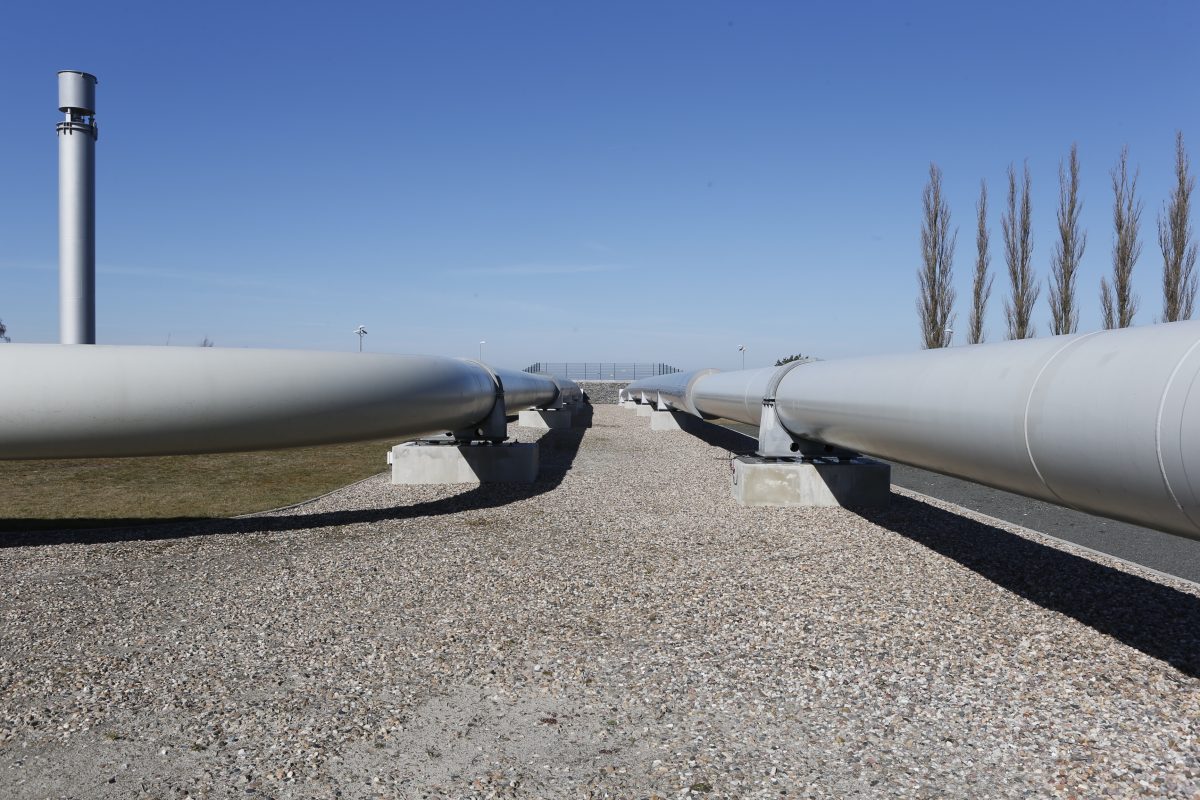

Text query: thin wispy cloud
(1, 260), (55, 272)
(2, 260), (269, 289)
(98, 263), (274, 290)
(446, 264), (629, 276)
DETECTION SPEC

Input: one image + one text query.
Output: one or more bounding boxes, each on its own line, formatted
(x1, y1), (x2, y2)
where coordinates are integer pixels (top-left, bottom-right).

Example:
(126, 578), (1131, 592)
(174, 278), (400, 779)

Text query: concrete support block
(649, 410), (685, 431)
(731, 456), (891, 507)
(621, 400), (638, 409)
(390, 442), (539, 485)
(517, 408), (572, 429)
(635, 404), (653, 417)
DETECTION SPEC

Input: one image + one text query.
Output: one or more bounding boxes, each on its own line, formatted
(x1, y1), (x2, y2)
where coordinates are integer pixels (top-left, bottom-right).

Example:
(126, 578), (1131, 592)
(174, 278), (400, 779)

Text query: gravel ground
(1, 405), (1198, 799)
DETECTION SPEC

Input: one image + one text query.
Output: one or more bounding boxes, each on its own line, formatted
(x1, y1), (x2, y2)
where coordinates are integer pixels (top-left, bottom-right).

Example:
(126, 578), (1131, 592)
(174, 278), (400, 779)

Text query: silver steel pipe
(542, 374), (584, 406)
(491, 367), (560, 411)
(57, 71), (98, 345)
(688, 367), (774, 422)
(0, 346), (502, 458)
(628, 321), (1200, 540)
(627, 369), (720, 416)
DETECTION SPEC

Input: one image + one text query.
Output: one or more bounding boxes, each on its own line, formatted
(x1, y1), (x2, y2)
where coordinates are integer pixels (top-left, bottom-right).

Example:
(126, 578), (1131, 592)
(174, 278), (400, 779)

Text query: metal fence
(523, 362), (682, 381)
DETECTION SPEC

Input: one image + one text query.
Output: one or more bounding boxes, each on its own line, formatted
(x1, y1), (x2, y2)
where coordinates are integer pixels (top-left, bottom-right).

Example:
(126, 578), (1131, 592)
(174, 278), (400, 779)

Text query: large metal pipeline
(548, 375), (585, 406)
(629, 368), (719, 417)
(484, 365), (558, 413)
(627, 321), (1200, 541)
(0, 345), (578, 459)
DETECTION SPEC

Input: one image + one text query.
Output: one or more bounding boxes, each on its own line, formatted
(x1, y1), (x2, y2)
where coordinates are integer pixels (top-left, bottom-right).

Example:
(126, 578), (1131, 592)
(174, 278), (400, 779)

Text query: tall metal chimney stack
(57, 70), (98, 344)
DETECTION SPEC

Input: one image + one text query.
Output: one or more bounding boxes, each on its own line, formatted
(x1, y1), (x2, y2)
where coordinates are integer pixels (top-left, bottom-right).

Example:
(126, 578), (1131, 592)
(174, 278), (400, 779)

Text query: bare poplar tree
(1158, 131), (1198, 322)
(1099, 282), (1114, 329)
(1049, 144), (1086, 335)
(1002, 162), (1037, 339)
(0, 318), (8, 343)
(918, 163), (957, 348)
(1101, 146), (1142, 328)
(968, 180), (992, 344)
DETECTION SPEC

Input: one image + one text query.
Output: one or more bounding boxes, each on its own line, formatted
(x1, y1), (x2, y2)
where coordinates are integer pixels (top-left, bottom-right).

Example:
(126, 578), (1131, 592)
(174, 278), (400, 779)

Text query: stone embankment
(577, 380), (629, 404)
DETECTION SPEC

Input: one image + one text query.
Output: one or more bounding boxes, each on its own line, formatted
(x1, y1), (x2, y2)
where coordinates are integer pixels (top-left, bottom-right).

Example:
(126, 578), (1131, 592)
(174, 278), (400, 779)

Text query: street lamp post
(354, 326), (367, 352)
(479, 340), (486, 361)
(738, 344), (746, 370)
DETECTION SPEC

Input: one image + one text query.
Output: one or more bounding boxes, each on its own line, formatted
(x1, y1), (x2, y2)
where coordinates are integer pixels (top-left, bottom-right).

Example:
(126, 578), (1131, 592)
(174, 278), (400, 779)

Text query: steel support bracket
(756, 400), (803, 458)
(755, 359), (859, 461)
(455, 389), (508, 443)
(421, 364), (510, 446)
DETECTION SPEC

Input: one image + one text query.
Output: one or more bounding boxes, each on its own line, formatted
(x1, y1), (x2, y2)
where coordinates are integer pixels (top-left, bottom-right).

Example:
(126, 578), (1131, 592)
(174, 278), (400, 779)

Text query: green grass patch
(0, 439), (393, 530)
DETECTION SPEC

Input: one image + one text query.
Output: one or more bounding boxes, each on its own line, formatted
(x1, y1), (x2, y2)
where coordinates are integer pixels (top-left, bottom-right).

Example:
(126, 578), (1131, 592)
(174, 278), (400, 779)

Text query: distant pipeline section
(625, 321), (1200, 541)
(0, 345), (581, 459)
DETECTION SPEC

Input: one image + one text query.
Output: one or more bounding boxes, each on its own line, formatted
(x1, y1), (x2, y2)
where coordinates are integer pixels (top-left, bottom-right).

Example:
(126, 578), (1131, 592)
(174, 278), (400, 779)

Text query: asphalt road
(712, 419), (1200, 585)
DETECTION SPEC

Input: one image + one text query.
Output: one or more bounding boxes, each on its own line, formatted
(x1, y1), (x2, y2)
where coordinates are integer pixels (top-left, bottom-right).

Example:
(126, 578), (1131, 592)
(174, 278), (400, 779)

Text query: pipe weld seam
(1022, 331), (1102, 507)
(1154, 335), (1200, 532)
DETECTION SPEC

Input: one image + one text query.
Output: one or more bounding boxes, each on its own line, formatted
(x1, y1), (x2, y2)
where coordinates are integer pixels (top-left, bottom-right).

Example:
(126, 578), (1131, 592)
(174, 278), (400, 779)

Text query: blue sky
(2, 1), (1199, 369)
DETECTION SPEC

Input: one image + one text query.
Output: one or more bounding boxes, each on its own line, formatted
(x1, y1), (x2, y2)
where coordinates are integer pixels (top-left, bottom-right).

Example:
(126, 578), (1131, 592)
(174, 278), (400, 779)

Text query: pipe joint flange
(444, 359), (508, 443)
(756, 359), (856, 460)
(762, 358), (812, 404)
(681, 368), (720, 417)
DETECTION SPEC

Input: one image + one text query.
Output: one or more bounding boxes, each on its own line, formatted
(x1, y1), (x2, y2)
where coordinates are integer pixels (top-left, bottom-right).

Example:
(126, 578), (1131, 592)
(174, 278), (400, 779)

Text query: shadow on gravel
(674, 415), (757, 455)
(568, 404), (594, 429)
(0, 417), (589, 549)
(861, 493), (1200, 678)
(686, 416), (1200, 675)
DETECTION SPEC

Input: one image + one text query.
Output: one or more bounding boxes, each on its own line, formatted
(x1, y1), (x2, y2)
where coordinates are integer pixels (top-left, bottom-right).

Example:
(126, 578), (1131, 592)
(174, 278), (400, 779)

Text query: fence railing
(523, 362), (682, 381)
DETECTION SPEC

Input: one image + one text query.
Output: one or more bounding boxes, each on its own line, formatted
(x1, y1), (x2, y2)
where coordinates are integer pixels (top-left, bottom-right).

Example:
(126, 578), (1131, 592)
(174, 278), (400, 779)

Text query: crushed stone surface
(575, 382), (629, 405)
(1, 405), (1198, 799)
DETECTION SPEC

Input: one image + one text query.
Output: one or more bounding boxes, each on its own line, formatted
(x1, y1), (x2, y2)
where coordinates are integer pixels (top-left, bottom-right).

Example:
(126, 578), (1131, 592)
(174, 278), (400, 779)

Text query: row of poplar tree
(917, 133), (1197, 348)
